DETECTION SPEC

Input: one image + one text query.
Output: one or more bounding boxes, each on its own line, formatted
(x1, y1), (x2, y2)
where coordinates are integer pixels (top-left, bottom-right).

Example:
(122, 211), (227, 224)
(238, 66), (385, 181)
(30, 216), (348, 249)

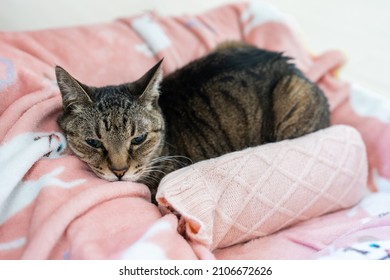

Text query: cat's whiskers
(148, 155), (193, 167)
(134, 155), (192, 185)
(137, 167), (165, 186)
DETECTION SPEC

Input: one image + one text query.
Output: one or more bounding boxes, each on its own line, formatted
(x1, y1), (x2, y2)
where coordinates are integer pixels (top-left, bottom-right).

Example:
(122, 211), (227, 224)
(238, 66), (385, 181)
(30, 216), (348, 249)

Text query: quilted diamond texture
(157, 125), (368, 250)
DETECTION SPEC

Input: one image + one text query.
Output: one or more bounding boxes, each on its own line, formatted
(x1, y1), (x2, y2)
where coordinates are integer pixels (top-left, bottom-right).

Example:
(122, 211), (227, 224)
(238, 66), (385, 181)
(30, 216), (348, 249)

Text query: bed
(1, 1), (390, 260)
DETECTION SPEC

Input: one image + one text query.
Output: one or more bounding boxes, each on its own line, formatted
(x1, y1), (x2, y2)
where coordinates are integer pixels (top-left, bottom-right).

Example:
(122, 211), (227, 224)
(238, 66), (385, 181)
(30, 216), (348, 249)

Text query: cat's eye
(131, 134), (147, 145)
(86, 139), (103, 149)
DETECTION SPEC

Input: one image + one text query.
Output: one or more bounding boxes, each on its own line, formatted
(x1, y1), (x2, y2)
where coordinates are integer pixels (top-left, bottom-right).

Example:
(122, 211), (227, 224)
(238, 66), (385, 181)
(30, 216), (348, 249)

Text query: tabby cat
(56, 42), (329, 200)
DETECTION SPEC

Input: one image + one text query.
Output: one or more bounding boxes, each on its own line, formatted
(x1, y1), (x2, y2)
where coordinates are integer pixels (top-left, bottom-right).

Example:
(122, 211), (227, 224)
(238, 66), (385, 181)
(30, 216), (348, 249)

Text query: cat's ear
(55, 66), (93, 112)
(133, 59), (163, 105)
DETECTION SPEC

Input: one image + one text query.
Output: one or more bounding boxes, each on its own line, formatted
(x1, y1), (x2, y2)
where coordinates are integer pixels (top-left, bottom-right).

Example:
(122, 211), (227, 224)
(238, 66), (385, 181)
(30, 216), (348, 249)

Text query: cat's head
(56, 60), (165, 183)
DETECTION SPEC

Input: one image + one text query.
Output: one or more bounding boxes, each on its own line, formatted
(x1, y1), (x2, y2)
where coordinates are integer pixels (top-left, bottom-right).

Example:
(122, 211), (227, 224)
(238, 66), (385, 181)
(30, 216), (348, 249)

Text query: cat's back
(160, 44), (293, 97)
(159, 44), (297, 119)
(159, 43), (329, 162)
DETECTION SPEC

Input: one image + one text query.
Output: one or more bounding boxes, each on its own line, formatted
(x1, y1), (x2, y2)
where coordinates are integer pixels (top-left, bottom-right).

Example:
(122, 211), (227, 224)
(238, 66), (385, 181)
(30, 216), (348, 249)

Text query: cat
(56, 42), (329, 201)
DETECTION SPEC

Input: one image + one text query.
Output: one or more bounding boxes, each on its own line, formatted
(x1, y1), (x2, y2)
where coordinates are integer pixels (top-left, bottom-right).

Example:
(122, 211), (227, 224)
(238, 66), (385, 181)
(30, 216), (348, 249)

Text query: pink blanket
(1, 1), (390, 260)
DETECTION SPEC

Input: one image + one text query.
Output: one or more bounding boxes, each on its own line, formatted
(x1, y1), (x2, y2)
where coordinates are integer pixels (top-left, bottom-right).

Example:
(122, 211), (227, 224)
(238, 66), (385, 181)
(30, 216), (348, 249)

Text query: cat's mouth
(89, 165), (143, 183)
(98, 173), (141, 183)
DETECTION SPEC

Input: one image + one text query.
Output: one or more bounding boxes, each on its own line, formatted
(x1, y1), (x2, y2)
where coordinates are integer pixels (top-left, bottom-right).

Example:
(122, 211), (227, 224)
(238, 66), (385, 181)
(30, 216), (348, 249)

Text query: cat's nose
(111, 167), (128, 180)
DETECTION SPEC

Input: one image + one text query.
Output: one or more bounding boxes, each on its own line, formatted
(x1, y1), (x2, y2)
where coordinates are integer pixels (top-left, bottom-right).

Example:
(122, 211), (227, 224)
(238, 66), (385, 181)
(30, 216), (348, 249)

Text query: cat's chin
(102, 176), (120, 182)
(97, 175), (136, 183)
(95, 174), (118, 182)
(91, 169), (141, 183)
(88, 169), (119, 182)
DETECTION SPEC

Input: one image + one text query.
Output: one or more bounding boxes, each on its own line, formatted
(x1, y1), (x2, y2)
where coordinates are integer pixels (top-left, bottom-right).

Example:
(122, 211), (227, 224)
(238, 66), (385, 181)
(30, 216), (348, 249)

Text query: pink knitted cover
(157, 125), (368, 250)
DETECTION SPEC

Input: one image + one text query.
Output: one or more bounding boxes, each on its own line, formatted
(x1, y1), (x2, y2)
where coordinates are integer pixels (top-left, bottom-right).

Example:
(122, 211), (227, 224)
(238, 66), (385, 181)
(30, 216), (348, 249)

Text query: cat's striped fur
(56, 42), (329, 201)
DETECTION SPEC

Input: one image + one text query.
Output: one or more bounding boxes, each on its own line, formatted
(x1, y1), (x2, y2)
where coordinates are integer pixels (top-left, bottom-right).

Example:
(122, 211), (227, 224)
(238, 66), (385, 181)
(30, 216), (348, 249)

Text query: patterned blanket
(1, 1), (390, 260)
